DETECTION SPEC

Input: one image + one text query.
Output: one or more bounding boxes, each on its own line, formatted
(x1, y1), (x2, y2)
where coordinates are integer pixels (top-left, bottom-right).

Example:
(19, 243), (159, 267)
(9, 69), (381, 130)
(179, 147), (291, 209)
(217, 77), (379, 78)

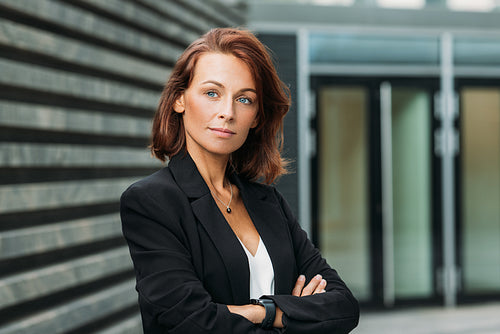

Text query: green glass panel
(318, 86), (370, 301)
(461, 87), (500, 294)
(455, 38), (500, 66)
(310, 33), (439, 65)
(391, 88), (433, 298)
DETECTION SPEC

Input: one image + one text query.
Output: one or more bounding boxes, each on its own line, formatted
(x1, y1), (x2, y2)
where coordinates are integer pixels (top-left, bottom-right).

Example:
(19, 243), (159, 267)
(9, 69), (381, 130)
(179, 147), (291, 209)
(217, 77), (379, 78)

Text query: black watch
(250, 298), (276, 329)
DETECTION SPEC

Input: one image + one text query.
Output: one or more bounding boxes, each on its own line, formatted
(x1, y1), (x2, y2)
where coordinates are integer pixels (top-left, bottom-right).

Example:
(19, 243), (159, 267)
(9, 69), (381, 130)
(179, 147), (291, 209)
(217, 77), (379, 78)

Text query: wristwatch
(250, 298), (276, 329)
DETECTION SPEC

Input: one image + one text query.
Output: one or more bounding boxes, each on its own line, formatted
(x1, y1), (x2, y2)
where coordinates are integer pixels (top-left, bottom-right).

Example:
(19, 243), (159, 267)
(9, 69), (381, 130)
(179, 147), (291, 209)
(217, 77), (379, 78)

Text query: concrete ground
(353, 302), (500, 334)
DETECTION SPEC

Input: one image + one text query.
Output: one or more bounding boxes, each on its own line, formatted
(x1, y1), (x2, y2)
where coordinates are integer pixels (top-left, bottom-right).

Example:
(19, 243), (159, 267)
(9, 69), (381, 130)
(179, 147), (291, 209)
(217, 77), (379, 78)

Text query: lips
(209, 127), (236, 138)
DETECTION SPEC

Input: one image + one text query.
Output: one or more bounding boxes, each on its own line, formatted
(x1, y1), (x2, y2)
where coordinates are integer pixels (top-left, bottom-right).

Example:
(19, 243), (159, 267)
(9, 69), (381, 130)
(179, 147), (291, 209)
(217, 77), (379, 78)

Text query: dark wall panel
(258, 33), (299, 217)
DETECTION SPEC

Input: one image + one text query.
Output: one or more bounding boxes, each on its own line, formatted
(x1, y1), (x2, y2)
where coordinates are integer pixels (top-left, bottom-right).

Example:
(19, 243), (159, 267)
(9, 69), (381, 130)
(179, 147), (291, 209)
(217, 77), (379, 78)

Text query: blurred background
(0, 0), (499, 333)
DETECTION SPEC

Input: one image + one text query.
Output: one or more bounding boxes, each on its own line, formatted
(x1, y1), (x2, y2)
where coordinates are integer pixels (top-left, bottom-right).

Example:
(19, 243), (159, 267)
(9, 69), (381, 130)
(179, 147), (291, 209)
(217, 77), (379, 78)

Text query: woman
(121, 28), (359, 333)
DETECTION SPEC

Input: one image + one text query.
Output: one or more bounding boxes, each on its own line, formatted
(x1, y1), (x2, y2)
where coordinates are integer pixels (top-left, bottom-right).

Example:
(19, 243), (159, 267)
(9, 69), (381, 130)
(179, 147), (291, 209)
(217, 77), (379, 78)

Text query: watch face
(250, 298), (274, 306)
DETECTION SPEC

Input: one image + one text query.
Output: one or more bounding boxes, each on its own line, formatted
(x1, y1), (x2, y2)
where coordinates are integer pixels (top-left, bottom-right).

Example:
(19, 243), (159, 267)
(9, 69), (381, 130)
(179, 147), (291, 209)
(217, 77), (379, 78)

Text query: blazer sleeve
(120, 183), (280, 334)
(264, 189), (360, 334)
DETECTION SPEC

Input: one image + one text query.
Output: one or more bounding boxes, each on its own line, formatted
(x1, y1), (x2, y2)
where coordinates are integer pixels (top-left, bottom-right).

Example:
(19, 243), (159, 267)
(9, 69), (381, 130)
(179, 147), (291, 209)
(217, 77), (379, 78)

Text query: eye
(237, 97), (252, 104)
(206, 91), (218, 98)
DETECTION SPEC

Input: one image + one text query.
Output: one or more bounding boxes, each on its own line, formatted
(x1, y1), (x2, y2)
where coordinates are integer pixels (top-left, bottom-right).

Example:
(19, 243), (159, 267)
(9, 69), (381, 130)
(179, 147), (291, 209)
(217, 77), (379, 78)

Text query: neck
(187, 149), (230, 192)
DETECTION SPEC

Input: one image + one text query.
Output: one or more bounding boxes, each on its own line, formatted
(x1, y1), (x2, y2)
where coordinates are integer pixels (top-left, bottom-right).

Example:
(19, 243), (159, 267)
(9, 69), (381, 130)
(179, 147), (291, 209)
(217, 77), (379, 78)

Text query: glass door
(459, 84), (500, 298)
(316, 85), (371, 302)
(314, 79), (439, 307)
(381, 83), (434, 305)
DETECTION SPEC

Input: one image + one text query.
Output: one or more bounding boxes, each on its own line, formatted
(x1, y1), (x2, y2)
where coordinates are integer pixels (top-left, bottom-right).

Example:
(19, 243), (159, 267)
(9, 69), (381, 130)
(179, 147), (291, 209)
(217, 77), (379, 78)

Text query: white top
(237, 236), (275, 299)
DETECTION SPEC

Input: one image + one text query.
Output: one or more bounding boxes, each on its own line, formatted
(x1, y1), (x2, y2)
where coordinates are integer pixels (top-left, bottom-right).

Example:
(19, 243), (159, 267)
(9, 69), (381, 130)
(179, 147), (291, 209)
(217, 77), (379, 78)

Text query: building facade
(249, 0), (500, 309)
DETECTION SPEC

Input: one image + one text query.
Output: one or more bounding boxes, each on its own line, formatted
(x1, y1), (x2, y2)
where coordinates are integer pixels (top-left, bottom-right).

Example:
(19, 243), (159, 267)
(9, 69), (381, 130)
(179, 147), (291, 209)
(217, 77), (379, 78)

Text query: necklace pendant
(226, 207), (232, 213)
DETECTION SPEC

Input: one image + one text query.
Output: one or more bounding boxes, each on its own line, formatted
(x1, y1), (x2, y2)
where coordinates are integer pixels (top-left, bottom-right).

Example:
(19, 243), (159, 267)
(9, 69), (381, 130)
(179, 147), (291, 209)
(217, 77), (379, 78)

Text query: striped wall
(0, 1), (244, 333)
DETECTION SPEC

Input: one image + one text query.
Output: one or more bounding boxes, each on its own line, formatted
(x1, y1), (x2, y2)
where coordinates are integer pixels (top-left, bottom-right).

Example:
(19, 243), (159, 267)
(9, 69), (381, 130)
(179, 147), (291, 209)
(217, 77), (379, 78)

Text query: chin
(212, 148), (239, 156)
(208, 142), (245, 156)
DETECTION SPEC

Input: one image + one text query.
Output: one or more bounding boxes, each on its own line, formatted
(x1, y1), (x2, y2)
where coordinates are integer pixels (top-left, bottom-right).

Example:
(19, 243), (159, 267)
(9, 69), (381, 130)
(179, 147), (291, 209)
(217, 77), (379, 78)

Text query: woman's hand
(292, 274), (327, 297)
(227, 304), (285, 329)
(227, 274), (326, 329)
(227, 304), (265, 324)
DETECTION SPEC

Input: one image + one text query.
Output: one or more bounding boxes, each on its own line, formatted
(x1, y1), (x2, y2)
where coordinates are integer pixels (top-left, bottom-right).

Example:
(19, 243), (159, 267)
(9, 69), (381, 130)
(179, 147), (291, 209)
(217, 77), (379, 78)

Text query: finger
(301, 274), (322, 296)
(291, 275), (306, 296)
(313, 279), (327, 295)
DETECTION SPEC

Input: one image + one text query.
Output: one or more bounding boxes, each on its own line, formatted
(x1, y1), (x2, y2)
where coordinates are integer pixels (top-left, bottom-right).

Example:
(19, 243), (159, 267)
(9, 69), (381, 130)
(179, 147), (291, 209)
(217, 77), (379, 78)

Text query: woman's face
(174, 52), (259, 159)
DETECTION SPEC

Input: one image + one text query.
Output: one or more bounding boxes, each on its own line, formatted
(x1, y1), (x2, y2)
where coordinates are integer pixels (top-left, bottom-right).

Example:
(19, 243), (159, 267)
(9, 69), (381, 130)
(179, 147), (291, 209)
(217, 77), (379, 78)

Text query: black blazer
(120, 153), (359, 334)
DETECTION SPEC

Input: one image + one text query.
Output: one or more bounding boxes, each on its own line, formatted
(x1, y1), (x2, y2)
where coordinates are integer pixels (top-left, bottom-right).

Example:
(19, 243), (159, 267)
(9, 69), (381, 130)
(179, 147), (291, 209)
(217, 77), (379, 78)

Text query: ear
(173, 95), (185, 113)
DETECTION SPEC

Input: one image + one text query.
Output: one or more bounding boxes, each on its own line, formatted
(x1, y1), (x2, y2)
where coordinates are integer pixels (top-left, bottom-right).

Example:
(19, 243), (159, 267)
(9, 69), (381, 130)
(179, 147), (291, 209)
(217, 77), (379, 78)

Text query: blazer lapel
(168, 153), (250, 304)
(232, 175), (296, 296)
(191, 195), (251, 303)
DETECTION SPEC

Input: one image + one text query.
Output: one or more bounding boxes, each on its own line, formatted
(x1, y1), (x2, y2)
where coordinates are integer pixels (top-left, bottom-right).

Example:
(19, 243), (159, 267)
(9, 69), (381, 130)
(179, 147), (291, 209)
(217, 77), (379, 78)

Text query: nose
(218, 98), (234, 121)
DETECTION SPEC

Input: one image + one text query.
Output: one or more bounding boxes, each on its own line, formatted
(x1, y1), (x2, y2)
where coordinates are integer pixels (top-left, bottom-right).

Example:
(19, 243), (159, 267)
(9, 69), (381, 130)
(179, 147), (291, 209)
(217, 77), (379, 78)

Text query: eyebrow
(201, 80), (257, 94)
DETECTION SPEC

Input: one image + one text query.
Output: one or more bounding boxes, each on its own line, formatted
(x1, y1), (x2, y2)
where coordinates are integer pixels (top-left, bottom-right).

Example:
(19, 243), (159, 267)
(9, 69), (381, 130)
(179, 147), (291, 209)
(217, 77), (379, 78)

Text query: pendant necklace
(211, 182), (233, 213)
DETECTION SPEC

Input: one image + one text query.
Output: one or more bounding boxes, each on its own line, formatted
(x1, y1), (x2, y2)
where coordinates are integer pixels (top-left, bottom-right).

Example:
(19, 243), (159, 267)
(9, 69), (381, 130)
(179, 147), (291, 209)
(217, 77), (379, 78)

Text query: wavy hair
(150, 27), (290, 184)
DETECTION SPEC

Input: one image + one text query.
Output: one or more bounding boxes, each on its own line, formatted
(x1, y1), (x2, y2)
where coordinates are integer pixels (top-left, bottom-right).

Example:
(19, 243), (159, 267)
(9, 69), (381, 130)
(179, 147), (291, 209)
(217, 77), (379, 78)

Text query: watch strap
(251, 298), (276, 329)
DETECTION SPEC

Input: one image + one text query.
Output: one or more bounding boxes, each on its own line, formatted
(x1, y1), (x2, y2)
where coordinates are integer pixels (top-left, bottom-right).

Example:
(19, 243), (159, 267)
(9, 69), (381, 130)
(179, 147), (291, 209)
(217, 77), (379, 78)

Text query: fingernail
(321, 279), (327, 286)
(315, 274), (322, 280)
(298, 275), (305, 281)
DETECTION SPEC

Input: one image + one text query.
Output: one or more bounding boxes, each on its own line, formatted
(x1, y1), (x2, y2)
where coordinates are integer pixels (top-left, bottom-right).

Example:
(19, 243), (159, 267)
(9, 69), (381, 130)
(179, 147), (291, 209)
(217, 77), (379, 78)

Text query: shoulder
(248, 179), (277, 195)
(121, 166), (186, 212)
(235, 175), (277, 198)
(254, 181), (296, 222)
(236, 176), (289, 211)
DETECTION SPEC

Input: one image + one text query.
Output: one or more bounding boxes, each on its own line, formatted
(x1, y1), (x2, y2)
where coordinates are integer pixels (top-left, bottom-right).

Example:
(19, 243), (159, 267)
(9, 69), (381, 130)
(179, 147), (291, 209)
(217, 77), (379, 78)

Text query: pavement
(352, 302), (500, 334)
